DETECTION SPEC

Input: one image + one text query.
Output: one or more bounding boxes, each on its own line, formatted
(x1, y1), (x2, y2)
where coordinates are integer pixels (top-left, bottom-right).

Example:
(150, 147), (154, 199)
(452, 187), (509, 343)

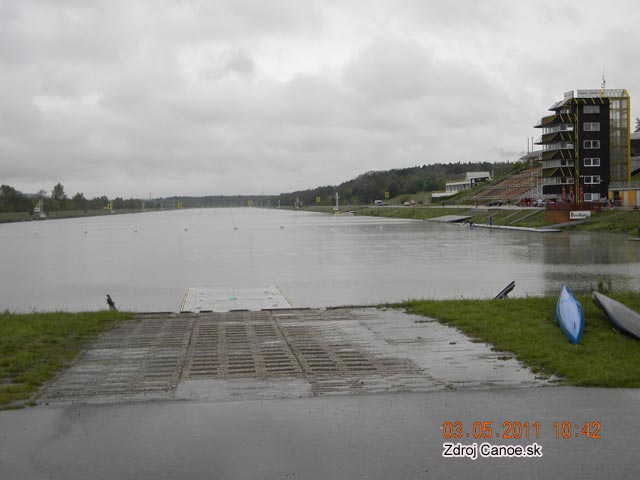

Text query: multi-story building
(534, 89), (631, 203)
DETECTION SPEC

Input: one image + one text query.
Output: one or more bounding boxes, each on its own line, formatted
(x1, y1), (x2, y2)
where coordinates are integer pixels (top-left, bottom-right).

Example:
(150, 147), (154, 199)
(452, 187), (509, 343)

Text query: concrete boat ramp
(42, 306), (549, 404)
(11, 300), (640, 479)
(180, 286), (292, 313)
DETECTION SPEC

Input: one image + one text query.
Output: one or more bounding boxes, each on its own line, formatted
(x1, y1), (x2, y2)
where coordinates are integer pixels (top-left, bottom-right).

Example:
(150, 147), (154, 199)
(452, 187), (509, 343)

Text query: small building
(444, 172), (492, 194)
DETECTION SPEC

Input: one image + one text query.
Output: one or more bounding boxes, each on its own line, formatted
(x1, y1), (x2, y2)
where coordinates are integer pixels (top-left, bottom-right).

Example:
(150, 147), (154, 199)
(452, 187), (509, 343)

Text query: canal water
(1, 208), (638, 312)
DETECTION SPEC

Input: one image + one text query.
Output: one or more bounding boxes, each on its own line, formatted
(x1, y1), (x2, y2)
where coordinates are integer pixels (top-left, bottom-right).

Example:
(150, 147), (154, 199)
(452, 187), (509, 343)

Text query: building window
(584, 122), (600, 131)
(584, 157), (600, 167)
(584, 193), (600, 202)
(584, 140), (600, 149)
(583, 176), (601, 184)
(583, 105), (600, 114)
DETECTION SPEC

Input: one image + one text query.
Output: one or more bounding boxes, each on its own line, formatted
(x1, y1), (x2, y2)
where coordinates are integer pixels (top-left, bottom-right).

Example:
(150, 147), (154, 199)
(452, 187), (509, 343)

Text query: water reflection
(0, 208), (638, 312)
(542, 232), (638, 265)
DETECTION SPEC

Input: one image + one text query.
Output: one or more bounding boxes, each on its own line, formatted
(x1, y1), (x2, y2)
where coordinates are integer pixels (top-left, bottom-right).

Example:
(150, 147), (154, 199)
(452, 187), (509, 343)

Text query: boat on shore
(591, 291), (640, 340)
(555, 285), (584, 344)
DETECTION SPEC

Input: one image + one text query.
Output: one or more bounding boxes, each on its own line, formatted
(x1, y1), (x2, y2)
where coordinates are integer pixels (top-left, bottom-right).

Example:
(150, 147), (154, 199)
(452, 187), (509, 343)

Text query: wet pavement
(3, 387), (640, 479)
(42, 308), (549, 403)
(2, 308), (639, 479)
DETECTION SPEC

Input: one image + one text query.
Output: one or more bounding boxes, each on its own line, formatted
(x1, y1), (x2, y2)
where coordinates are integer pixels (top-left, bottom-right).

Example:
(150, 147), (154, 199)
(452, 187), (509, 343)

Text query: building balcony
(543, 166), (574, 179)
(543, 177), (575, 186)
(542, 149), (575, 161)
(543, 142), (574, 151)
(536, 131), (575, 144)
(540, 124), (575, 135)
(541, 159), (575, 169)
(535, 113), (576, 128)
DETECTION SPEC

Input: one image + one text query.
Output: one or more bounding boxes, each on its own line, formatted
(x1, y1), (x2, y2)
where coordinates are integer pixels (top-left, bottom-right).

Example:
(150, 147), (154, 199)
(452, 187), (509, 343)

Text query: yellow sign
(178, 201), (183, 209)
(248, 200), (253, 207)
(384, 191), (390, 198)
(316, 197), (321, 203)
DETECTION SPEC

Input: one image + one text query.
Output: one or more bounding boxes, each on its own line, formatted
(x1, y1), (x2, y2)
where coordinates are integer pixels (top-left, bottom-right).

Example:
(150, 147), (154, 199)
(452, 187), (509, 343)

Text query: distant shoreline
(2, 204), (640, 237)
(0, 208), (147, 224)
(303, 204), (640, 236)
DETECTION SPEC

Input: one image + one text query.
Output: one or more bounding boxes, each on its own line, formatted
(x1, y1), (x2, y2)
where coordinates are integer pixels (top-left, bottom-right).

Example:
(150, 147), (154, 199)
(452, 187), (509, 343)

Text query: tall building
(534, 89), (631, 203)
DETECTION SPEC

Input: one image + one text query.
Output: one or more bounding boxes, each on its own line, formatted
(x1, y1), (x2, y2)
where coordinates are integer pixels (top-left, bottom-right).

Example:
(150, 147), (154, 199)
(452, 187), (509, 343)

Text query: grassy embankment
(561, 208), (640, 234)
(308, 204), (640, 234)
(0, 310), (131, 408)
(402, 291), (640, 388)
(312, 205), (551, 227)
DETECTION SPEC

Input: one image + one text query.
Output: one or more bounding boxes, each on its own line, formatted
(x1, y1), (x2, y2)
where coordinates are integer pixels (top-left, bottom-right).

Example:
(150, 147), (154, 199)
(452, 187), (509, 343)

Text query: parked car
(486, 200), (503, 206)
(533, 199), (546, 207)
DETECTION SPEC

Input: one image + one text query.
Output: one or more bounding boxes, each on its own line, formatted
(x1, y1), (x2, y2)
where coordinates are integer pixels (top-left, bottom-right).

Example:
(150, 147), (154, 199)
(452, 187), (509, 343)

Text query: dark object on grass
(106, 294), (117, 311)
(592, 291), (640, 340)
(494, 281), (515, 299)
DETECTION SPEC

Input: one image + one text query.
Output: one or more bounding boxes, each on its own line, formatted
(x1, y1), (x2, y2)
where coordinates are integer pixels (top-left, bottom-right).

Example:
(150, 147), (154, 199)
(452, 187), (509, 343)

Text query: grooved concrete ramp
(181, 286), (292, 312)
(42, 308), (550, 404)
(427, 215), (473, 223)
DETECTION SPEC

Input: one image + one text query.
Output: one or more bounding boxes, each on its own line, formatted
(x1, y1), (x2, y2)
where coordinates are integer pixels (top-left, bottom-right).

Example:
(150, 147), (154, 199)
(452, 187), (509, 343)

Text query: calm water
(1, 208), (638, 312)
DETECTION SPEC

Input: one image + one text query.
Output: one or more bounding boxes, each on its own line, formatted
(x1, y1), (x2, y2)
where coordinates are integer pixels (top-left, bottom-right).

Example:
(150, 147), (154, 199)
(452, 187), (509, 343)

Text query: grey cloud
(344, 37), (436, 104)
(1, 0), (639, 198)
(224, 49), (256, 77)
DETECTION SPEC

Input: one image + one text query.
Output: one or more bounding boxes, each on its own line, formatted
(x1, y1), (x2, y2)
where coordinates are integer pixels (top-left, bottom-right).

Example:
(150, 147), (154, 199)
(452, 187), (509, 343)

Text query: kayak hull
(555, 285), (584, 344)
(592, 291), (640, 340)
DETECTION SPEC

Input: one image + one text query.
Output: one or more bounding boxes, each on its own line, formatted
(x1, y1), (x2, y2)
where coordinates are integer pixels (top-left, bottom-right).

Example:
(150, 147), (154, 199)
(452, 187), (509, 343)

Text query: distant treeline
(1, 161), (523, 213)
(167, 161), (524, 207)
(0, 182), (144, 214)
(283, 161), (522, 206)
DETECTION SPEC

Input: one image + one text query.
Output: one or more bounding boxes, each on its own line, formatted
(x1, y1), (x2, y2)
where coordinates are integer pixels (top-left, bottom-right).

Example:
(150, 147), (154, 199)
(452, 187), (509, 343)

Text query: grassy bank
(305, 204), (640, 234)
(403, 291), (640, 387)
(0, 310), (131, 408)
(0, 209), (145, 224)
(313, 205), (550, 227)
(562, 208), (640, 234)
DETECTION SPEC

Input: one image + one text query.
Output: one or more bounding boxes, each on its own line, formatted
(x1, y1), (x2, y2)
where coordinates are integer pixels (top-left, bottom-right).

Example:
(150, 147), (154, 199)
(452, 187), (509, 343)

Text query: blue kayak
(555, 285), (584, 344)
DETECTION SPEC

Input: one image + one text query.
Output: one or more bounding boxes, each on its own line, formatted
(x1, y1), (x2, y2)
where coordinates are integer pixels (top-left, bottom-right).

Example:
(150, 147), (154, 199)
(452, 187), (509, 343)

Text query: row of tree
(0, 159), (584, 213)
(0, 182), (144, 214)
(282, 162), (521, 206)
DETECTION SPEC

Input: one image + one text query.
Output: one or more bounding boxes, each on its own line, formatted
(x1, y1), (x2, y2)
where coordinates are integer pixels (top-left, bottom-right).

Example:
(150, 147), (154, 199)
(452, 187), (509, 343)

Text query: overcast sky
(1, 0), (638, 198)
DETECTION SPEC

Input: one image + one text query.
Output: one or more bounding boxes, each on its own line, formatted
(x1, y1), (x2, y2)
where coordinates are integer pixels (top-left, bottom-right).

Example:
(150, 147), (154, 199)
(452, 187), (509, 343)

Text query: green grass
(563, 208), (640, 235)
(0, 310), (132, 408)
(402, 292), (640, 387)
(355, 206), (472, 220)
(305, 204), (640, 233)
